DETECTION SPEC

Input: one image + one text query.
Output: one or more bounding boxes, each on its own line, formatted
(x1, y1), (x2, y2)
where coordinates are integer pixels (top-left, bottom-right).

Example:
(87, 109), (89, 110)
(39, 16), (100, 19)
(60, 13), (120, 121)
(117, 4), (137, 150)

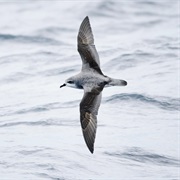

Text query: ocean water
(0, 0), (179, 179)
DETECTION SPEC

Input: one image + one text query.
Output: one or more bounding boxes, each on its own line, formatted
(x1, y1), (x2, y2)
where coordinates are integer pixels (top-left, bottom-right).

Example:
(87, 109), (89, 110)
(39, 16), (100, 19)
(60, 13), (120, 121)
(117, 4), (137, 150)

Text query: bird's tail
(107, 78), (127, 87)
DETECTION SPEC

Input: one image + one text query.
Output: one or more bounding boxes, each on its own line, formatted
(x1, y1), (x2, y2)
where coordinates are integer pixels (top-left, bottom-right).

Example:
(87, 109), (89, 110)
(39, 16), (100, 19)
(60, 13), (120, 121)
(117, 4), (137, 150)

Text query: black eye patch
(68, 81), (74, 84)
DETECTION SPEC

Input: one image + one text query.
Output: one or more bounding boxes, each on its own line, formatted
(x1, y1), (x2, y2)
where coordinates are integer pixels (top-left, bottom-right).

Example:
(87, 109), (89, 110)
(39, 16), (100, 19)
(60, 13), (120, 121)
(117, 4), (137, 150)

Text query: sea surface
(0, 0), (179, 180)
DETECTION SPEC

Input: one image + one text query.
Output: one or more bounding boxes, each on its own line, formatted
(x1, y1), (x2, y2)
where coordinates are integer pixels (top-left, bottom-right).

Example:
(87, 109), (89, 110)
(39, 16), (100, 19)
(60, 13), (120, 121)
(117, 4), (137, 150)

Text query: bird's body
(70, 71), (108, 89)
(60, 16), (127, 153)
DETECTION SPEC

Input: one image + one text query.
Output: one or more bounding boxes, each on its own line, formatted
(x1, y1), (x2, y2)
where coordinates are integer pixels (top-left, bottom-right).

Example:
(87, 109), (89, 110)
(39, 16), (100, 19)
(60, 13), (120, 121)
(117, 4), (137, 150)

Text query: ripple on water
(104, 147), (180, 167)
(0, 33), (61, 45)
(105, 93), (180, 111)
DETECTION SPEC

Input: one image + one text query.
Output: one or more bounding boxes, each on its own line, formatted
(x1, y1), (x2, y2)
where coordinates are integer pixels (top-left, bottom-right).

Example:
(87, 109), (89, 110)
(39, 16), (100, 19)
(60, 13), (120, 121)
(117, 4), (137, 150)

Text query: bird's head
(60, 78), (76, 88)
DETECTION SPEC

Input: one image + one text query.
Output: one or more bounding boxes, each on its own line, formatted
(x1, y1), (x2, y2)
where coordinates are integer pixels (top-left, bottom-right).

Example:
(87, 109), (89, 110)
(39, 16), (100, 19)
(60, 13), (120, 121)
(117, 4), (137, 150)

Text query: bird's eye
(68, 81), (73, 84)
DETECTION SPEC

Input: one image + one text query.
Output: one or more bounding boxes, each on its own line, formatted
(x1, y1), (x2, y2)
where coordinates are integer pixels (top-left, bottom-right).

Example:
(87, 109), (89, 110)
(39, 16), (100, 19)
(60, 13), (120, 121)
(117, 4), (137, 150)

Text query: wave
(0, 121), (53, 128)
(0, 66), (77, 84)
(0, 118), (77, 128)
(105, 93), (179, 111)
(0, 51), (59, 64)
(0, 101), (78, 117)
(0, 33), (60, 45)
(40, 66), (78, 77)
(0, 72), (33, 83)
(33, 172), (65, 180)
(105, 147), (179, 167)
(104, 50), (156, 70)
(37, 26), (74, 34)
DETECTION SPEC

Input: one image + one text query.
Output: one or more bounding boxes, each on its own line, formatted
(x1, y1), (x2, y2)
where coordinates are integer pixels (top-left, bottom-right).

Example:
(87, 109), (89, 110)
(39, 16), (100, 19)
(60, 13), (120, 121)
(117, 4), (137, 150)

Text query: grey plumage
(60, 16), (127, 153)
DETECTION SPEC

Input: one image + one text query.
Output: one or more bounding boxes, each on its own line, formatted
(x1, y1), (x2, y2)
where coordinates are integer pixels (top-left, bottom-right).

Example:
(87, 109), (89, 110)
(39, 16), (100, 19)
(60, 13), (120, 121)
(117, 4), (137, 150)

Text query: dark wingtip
(89, 147), (94, 154)
(86, 142), (94, 154)
(82, 16), (89, 23)
(85, 16), (89, 20)
(123, 80), (127, 86)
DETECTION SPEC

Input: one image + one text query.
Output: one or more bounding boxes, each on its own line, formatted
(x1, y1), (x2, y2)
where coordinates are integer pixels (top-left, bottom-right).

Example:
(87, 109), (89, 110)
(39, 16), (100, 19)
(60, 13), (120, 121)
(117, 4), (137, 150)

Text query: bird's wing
(80, 86), (103, 153)
(77, 16), (103, 75)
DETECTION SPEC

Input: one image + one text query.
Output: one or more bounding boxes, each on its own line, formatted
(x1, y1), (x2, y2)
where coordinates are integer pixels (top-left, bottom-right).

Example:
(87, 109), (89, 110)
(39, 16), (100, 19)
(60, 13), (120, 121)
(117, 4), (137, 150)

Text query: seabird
(60, 16), (127, 153)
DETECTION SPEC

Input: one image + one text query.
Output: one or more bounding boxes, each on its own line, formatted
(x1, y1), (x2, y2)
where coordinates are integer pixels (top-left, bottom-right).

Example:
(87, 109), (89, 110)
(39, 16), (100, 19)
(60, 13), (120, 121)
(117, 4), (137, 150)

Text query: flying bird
(60, 16), (127, 153)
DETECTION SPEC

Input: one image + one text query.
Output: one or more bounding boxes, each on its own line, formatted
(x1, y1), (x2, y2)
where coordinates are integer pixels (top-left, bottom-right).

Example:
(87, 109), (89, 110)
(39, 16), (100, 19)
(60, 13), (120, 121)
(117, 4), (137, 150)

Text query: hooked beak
(60, 83), (66, 88)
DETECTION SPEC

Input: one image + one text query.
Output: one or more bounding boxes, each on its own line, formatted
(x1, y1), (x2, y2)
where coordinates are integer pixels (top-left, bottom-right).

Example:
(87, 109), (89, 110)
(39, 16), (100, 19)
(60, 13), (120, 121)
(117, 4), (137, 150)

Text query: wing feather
(77, 16), (103, 75)
(80, 91), (102, 153)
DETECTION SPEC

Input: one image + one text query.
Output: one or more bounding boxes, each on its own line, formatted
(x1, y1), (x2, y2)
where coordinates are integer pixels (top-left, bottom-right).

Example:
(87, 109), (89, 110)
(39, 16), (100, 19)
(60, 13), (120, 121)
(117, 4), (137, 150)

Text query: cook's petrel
(60, 16), (127, 153)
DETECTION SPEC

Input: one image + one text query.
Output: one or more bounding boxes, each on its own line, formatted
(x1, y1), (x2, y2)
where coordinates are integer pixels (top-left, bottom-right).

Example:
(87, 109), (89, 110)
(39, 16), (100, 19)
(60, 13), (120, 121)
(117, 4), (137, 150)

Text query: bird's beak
(60, 83), (66, 88)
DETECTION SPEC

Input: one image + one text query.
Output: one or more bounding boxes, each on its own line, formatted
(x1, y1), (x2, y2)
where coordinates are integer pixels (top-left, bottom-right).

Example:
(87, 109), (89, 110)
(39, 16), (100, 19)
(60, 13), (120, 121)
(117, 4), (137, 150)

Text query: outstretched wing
(77, 16), (103, 75)
(80, 86), (103, 153)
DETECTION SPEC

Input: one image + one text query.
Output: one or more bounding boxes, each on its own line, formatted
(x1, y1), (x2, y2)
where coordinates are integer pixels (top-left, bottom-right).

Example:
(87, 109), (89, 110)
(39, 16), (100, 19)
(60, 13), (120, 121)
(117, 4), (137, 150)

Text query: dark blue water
(0, 1), (179, 179)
